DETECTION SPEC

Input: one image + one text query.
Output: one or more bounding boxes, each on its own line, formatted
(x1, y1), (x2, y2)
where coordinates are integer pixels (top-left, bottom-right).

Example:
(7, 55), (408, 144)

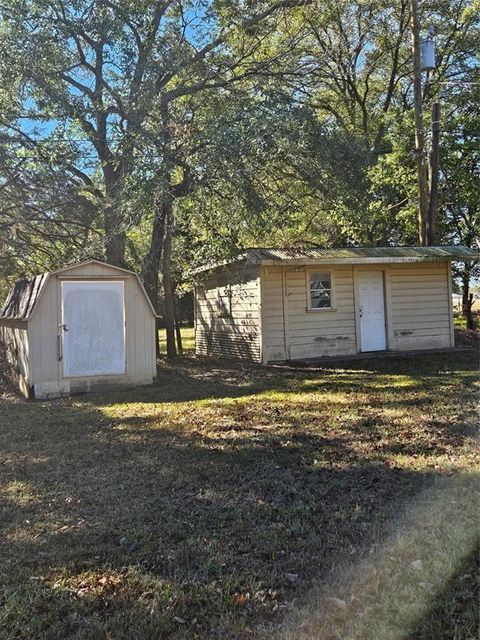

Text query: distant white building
(452, 293), (463, 310)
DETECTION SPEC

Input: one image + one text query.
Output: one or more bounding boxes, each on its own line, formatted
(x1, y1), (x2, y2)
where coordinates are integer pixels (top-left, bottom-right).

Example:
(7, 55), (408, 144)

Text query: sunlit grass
(454, 312), (479, 329)
(2, 480), (37, 506)
(158, 326), (195, 354)
(276, 471), (479, 640)
(0, 347), (478, 639)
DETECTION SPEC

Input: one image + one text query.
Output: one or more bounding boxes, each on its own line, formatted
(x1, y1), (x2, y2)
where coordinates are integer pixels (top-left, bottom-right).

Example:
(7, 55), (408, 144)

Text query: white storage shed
(0, 260), (157, 399)
(193, 246), (477, 364)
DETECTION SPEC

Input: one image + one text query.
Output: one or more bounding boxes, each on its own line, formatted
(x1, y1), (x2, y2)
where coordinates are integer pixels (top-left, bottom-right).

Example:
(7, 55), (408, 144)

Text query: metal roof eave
(192, 248), (478, 275)
(259, 255), (473, 266)
(191, 253), (252, 276)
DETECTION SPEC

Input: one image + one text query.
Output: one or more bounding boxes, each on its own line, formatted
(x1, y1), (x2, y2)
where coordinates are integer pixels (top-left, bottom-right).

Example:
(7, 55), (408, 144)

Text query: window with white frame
(308, 271), (332, 309)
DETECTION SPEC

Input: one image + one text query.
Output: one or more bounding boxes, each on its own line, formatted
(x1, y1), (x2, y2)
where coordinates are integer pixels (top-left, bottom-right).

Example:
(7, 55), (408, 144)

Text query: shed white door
(62, 281), (126, 377)
(358, 271), (386, 352)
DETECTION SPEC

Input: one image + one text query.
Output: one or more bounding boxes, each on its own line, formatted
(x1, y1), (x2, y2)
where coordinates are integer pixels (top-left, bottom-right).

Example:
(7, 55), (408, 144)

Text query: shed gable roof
(193, 245), (479, 274)
(0, 260), (157, 321)
(0, 273), (48, 321)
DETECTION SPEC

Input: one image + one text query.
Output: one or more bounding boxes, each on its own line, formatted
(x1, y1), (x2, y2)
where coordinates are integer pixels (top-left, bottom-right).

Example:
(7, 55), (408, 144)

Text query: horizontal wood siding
(261, 261), (452, 362)
(206, 260), (453, 365)
(261, 265), (357, 362)
(287, 265), (357, 360)
(0, 324), (30, 396)
(260, 266), (286, 361)
(195, 266), (261, 362)
(387, 261), (452, 350)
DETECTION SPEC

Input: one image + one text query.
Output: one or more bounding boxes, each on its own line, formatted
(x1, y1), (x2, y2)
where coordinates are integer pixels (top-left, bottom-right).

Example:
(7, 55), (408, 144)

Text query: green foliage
(0, 0), (478, 299)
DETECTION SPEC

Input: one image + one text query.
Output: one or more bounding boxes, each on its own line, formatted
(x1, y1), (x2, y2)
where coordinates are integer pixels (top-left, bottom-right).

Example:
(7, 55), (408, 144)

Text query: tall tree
(0, 135), (99, 281)
(296, 0), (478, 244)
(440, 66), (480, 328)
(0, 0), (313, 356)
(1, 0), (477, 348)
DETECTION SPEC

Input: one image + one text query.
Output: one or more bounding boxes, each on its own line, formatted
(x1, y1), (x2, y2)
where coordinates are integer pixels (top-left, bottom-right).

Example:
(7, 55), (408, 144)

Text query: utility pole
(427, 102), (441, 245)
(410, 0), (428, 245)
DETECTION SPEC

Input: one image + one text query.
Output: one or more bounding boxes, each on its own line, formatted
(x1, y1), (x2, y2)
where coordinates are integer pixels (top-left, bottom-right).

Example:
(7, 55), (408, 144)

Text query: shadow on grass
(78, 347), (478, 408)
(408, 547), (479, 640)
(0, 349), (478, 639)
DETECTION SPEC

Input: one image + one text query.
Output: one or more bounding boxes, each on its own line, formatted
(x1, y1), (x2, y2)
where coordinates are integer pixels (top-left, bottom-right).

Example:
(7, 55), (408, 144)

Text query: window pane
(310, 289), (331, 308)
(310, 272), (331, 290)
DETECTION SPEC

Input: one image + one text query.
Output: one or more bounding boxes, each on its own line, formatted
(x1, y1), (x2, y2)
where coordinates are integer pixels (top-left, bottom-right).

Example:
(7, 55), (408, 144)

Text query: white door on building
(62, 281), (126, 377)
(358, 271), (387, 352)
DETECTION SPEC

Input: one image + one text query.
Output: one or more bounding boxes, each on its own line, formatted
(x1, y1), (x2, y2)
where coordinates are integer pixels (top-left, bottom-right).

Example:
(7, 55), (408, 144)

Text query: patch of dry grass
(0, 348), (478, 639)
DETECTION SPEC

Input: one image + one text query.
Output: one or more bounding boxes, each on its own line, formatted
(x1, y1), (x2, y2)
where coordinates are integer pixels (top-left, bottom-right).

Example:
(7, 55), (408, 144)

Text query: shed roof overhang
(192, 246), (479, 275)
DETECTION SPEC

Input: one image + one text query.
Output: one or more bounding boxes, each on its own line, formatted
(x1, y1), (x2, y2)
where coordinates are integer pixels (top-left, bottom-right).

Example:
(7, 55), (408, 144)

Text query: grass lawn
(158, 327), (195, 354)
(0, 337), (478, 639)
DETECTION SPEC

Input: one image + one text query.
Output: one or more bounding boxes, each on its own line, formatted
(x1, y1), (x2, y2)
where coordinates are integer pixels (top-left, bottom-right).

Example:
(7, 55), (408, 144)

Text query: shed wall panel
(259, 260), (453, 363)
(0, 324), (30, 396)
(260, 266), (286, 361)
(287, 265), (356, 360)
(261, 265), (357, 361)
(29, 277), (59, 385)
(388, 261), (452, 350)
(195, 266), (261, 362)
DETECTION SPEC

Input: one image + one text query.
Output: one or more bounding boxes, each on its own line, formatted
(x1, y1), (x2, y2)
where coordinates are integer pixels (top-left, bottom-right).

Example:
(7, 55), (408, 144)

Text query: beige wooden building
(194, 246), (477, 364)
(0, 260), (157, 399)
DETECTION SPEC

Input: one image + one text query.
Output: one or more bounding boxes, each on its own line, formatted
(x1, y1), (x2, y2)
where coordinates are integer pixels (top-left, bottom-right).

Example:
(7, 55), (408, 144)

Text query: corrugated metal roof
(247, 245), (478, 261)
(0, 273), (48, 321)
(193, 245), (478, 273)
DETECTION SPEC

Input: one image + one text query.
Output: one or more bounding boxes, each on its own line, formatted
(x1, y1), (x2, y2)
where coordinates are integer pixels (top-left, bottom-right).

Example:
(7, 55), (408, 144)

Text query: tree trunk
(103, 165), (127, 266)
(140, 99), (190, 360)
(162, 207), (176, 359)
(104, 208), (126, 266)
(141, 98), (178, 359)
(142, 189), (170, 312)
(173, 291), (183, 355)
(462, 273), (475, 330)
